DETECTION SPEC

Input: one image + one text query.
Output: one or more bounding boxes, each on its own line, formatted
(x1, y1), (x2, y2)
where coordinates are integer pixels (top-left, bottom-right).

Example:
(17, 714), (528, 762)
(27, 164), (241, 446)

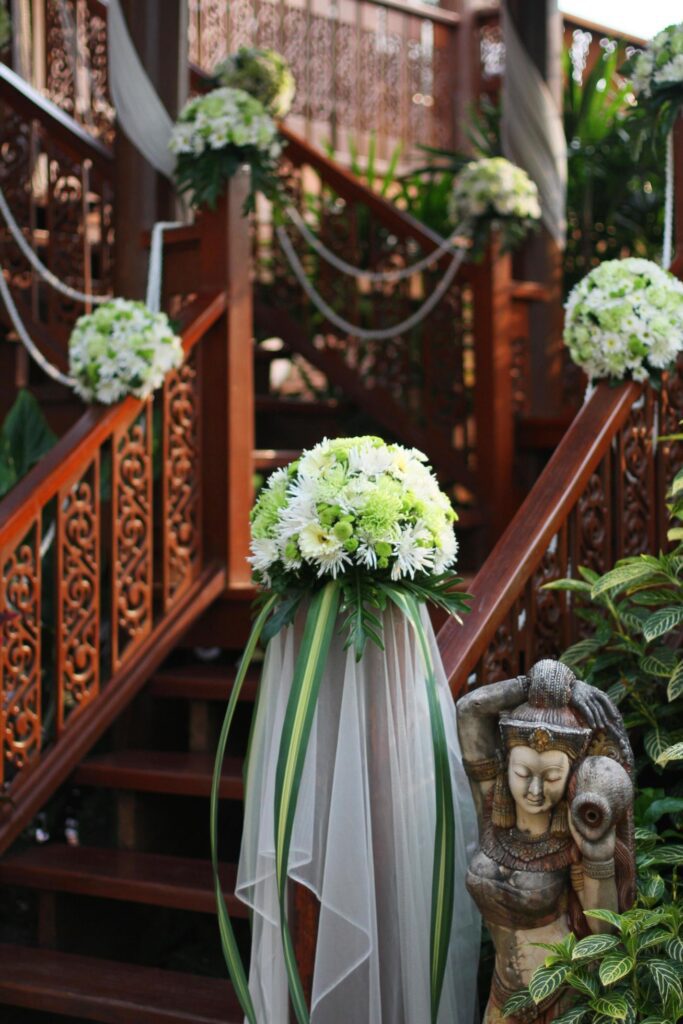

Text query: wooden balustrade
(0, 62), (114, 355)
(439, 365), (683, 696)
(259, 125), (524, 542)
(187, 0), (460, 163)
(0, 166), (255, 852)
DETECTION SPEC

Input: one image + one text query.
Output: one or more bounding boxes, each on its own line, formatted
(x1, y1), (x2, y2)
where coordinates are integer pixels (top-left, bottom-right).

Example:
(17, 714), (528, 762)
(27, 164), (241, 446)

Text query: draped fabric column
(236, 605), (481, 1024)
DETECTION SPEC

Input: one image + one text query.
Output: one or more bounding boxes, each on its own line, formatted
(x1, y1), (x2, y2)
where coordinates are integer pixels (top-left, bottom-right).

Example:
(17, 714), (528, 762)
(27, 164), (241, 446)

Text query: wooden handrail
(437, 381), (640, 692)
(0, 62), (113, 175)
(0, 290), (226, 549)
(280, 125), (458, 263)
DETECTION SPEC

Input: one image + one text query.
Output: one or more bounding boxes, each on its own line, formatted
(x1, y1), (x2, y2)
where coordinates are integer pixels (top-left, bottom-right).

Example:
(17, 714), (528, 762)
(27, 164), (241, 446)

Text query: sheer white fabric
(501, 4), (567, 249)
(107, 0), (176, 179)
(237, 605), (480, 1024)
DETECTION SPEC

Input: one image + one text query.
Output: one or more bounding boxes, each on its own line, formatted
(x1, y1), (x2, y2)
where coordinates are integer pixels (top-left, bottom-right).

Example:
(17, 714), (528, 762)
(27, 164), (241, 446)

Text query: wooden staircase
(0, 655), (253, 1023)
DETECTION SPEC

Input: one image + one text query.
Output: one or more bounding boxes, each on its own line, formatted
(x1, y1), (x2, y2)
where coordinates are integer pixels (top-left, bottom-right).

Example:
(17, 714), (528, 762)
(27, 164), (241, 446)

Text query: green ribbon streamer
(210, 593), (278, 1024)
(273, 581), (341, 1024)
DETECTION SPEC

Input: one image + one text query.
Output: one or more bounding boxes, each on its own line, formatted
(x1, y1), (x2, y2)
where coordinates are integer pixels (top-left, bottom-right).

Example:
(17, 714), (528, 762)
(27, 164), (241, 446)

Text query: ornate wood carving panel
(1, 522), (42, 788)
(57, 458), (100, 733)
(162, 356), (202, 612)
(111, 405), (153, 671)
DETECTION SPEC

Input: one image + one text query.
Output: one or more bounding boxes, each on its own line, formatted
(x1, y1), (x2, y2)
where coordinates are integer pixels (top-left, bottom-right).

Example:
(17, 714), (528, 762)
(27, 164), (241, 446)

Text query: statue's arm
(569, 822), (619, 934)
(456, 675), (529, 761)
(456, 676), (529, 822)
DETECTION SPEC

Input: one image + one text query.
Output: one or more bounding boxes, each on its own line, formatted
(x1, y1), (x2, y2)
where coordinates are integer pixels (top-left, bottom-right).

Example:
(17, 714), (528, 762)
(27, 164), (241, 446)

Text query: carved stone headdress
(492, 661), (591, 832)
(500, 660), (592, 762)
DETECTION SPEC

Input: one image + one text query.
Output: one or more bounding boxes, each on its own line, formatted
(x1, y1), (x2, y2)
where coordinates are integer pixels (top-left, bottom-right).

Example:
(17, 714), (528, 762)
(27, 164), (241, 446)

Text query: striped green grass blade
(210, 593), (278, 1024)
(274, 581), (341, 1024)
(382, 586), (456, 1024)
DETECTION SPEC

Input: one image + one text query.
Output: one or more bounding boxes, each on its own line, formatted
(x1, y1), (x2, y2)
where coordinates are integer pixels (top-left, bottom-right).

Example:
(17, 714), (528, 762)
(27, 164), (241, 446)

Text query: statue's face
(507, 746), (571, 816)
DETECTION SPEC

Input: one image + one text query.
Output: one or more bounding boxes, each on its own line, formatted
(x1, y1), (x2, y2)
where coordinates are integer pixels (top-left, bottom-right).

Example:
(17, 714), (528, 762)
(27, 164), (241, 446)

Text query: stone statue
(456, 660), (635, 1023)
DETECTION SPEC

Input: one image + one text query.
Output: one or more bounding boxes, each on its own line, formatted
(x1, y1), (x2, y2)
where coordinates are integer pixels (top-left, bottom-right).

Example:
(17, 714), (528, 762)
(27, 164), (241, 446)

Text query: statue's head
(493, 661), (591, 830)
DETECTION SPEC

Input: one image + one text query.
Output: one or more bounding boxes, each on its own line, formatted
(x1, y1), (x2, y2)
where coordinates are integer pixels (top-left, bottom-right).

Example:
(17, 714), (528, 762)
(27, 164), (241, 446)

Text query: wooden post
(672, 113), (683, 276)
(472, 238), (516, 545)
(504, 0), (565, 419)
(197, 171), (254, 589)
(441, 0), (477, 152)
(113, 0), (188, 298)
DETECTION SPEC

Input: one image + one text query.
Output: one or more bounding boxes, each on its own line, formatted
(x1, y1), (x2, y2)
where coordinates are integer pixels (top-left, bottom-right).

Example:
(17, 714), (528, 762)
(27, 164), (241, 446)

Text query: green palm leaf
(382, 585), (456, 1023)
(274, 581), (341, 1024)
(210, 592), (279, 1023)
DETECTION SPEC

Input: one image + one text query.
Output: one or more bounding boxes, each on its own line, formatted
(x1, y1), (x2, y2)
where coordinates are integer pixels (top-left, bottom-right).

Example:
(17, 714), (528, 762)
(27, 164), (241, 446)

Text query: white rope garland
(276, 224), (466, 341)
(0, 265), (74, 386)
(0, 215), (182, 384)
(0, 186), (111, 305)
(664, 129), (674, 269)
(285, 205), (469, 284)
(146, 220), (183, 312)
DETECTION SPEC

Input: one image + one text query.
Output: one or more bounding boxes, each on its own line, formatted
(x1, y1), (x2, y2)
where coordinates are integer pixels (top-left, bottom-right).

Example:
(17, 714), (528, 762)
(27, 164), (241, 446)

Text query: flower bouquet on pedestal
(169, 87), (282, 211)
(211, 437), (481, 1024)
(449, 156), (541, 256)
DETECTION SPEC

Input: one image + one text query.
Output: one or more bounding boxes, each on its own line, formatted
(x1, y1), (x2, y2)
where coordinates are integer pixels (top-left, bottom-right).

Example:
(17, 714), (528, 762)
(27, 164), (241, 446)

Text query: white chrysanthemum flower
(628, 22), (683, 98)
(249, 537), (279, 573)
(391, 523), (436, 580)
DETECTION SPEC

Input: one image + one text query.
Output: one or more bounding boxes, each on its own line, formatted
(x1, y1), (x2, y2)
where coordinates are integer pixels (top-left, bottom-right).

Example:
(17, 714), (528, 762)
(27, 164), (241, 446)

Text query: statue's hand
(569, 814), (617, 863)
(569, 680), (620, 733)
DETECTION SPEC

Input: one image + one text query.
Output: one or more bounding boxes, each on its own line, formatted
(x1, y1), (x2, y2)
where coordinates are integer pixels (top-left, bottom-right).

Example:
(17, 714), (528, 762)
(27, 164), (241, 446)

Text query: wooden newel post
(472, 237), (517, 546)
(197, 170), (254, 588)
(672, 113), (683, 277)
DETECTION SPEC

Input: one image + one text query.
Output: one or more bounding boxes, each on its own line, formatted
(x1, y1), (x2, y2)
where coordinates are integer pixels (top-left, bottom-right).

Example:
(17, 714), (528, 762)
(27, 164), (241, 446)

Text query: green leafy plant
(0, 389), (57, 498)
(545, 463), (683, 773)
(504, 897), (683, 1023)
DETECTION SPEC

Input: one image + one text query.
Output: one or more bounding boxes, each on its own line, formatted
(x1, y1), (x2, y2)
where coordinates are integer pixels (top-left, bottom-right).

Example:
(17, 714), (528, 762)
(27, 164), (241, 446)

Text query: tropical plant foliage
(545, 465), (683, 775)
(0, 389), (57, 498)
(503, 897), (683, 1023)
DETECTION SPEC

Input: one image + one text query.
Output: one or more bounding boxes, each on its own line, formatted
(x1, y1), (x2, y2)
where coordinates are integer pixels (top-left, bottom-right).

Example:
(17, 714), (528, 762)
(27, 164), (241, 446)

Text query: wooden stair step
(150, 662), (260, 702)
(74, 751), (243, 799)
(0, 845), (246, 918)
(255, 396), (347, 416)
(253, 448), (300, 471)
(0, 944), (241, 1023)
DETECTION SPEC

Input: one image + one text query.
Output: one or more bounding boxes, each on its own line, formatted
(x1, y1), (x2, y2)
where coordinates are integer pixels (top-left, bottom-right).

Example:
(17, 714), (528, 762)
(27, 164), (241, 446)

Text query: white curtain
(237, 605), (481, 1024)
(107, 0), (175, 178)
(501, 4), (567, 249)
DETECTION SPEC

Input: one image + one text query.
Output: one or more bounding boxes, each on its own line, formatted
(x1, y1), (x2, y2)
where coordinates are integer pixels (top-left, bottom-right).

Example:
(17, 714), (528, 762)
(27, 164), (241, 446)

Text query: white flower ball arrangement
(69, 299), (183, 405)
(449, 157), (541, 254)
(249, 437), (470, 651)
(627, 23), (683, 125)
(170, 87), (282, 210)
(213, 47), (296, 119)
(564, 258), (683, 384)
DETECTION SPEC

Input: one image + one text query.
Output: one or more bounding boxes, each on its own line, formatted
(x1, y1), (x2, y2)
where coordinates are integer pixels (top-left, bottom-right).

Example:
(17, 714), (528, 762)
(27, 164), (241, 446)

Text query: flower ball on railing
(68, 299), (183, 405)
(449, 157), (541, 254)
(169, 87), (282, 210)
(564, 258), (683, 384)
(625, 22), (683, 125)
(213, 47), (296, 120)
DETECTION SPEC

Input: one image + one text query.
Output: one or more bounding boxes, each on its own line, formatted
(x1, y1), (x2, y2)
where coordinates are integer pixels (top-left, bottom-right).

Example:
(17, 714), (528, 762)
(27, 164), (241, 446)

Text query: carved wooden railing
(439, 368), (683, 695)
(0, 62), (114, 356)
(258, 124), (530, 538)
(188, 0), (460, 162)
(0, 171), (255, 854)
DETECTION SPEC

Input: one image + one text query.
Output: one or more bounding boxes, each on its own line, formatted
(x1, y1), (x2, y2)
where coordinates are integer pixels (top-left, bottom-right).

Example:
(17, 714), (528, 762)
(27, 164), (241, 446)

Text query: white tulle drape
(236, 605), (480, 1024)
